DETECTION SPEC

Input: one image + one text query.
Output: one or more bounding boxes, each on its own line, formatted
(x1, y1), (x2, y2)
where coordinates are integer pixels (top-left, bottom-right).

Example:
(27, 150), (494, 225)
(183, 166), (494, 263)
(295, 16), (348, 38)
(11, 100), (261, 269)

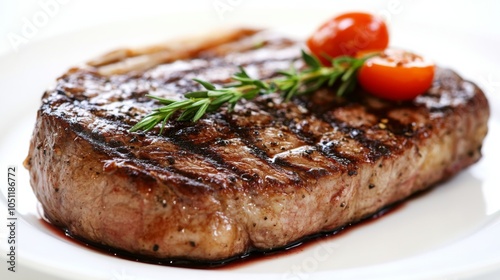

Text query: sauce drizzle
(39, 202), (404, 269)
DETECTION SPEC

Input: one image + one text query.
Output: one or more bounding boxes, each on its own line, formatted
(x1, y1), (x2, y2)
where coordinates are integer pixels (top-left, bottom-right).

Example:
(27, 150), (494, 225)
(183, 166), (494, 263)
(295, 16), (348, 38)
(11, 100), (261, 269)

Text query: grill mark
(383, 117), (417, 138)
(159, 139), (243, 186)
(307, 126), (360, 172)
(332, 105), (414, 159)
(65, 118), (220, 191)
(152, 108), (378, 186)
(280, 114), (318, 147)
(274, 100), (359, 170)
(222, 116), (271, 161)
(317, 110), (394, 162)
(289, 124), (319, 146)
(40, 31), (484, 204)
(362, 105), (422, 138)
(291, 106), (393, 176)
(133, 149), (232, 192)
(250, 97), (356, 176)
(48, 34), (444, 190)
(250, 96), (318, 145)
(219, 112), (303, 185)
(153, 116), (296, 188)
(227, 98), (338, 181)
(59, 79), (395, 183)
(295, 94), (398, 163)
(59, 111), (245, 193)
(70, 100), (296, 189)
(165, 137), (250, 185)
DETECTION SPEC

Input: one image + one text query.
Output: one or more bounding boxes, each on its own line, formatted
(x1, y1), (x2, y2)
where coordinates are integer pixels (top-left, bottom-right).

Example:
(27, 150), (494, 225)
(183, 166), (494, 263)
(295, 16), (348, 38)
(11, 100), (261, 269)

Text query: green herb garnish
(130, 51), (372, 133)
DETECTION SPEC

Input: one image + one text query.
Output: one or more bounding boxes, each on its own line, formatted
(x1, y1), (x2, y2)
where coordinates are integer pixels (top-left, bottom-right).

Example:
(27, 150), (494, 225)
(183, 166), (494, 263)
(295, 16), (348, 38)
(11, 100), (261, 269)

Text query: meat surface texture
(24, 29), (489, 263)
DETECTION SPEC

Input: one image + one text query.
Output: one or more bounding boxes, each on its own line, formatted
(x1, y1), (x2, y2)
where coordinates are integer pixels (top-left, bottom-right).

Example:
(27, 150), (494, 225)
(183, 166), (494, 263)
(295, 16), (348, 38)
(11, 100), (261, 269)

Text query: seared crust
(24, 29), (489, 262)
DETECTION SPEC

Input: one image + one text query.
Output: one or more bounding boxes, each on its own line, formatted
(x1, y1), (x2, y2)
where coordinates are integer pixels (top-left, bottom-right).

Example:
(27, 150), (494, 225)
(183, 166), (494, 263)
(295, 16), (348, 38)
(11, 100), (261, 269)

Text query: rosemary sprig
(130, 50), (373, 133)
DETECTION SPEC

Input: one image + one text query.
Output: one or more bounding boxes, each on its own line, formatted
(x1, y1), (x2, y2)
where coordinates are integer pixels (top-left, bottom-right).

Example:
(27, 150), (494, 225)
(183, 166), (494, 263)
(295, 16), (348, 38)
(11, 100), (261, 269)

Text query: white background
(1, 0), (499, 54)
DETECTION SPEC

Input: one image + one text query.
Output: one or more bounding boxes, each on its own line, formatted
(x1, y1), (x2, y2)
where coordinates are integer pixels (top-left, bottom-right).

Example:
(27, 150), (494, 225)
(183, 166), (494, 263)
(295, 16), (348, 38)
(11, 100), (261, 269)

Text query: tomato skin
(307, 12), (389, 65)
(357, 49), (435, 101)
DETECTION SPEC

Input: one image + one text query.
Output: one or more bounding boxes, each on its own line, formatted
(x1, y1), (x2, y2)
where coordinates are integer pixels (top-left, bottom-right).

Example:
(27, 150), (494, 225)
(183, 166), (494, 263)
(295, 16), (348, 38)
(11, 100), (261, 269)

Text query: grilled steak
(24, 29), (489, 263)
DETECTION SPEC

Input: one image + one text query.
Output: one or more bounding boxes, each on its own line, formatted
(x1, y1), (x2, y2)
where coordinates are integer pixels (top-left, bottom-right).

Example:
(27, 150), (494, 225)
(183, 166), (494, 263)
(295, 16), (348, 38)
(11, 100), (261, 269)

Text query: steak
(24, 28), (489, 264)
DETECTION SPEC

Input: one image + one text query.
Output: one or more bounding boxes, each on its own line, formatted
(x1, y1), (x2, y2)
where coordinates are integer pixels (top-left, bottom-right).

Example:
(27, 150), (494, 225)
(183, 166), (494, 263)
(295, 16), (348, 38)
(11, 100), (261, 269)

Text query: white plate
(1, 2), (500, 279)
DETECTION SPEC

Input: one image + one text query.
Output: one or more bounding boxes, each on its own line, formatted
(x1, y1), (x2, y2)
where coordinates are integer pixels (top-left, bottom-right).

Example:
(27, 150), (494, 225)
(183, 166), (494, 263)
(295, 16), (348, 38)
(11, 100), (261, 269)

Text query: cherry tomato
(307, 12), (389, 65)
(357, 49), (435, 101)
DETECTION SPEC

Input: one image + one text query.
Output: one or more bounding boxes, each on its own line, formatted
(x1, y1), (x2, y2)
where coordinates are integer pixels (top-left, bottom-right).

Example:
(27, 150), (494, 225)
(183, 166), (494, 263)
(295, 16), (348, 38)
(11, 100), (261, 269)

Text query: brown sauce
(39, 201), (404, 269)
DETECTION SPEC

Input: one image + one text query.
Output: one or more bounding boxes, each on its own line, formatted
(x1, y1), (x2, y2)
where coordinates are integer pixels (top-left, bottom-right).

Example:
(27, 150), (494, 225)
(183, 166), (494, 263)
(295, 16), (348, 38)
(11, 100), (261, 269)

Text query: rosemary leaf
(130, 50), (375, 133)
(184, 91), (209, 98)
(193, 102), (210, 122)
(192, 78), (216, 90)
(301, 50), (321, 70)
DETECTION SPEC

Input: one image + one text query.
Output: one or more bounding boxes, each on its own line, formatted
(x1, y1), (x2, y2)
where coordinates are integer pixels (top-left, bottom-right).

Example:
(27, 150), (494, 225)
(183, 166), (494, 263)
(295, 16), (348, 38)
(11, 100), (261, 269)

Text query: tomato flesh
(307, 12), (389, 65)
(357, 49), (435, 101)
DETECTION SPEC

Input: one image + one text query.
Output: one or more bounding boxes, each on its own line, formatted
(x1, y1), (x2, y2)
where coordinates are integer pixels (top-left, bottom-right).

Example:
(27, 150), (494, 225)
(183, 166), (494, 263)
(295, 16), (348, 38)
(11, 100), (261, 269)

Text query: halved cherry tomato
(307, 12), (389, 65)
(357, 49), (435, 101)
